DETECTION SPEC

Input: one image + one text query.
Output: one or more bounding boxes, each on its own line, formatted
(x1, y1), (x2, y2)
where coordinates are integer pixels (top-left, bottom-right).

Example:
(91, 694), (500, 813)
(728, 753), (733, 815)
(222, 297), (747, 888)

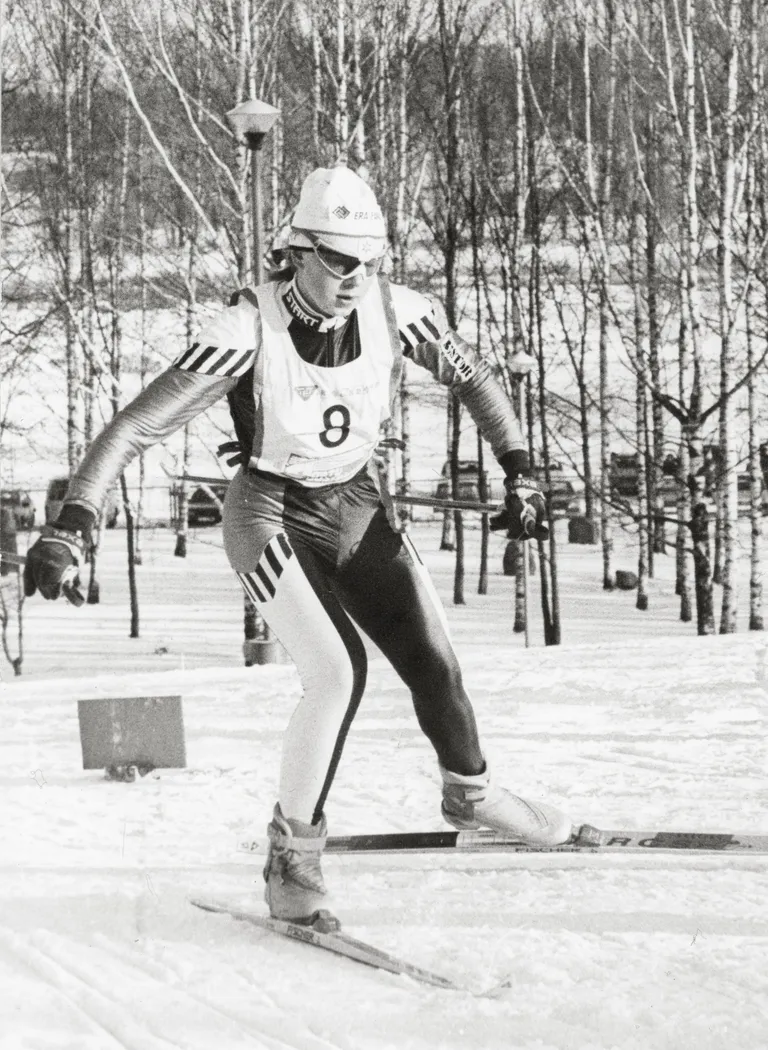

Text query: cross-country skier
(24, 166), (589, 931)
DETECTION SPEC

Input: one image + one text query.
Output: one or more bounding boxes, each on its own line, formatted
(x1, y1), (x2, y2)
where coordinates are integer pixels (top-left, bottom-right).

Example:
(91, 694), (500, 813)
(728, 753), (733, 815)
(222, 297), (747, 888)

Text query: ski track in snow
(2, 526), (768, 1048)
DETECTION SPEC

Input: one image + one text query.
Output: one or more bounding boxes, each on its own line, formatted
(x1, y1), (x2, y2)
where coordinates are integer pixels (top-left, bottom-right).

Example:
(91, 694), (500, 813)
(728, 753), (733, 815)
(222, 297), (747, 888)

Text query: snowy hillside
(2, 522), (767, 1049)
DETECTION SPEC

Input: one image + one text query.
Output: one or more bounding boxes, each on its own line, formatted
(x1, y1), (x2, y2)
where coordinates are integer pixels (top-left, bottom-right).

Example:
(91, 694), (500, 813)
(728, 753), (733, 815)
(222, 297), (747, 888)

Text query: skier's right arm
(24, 299), (258, 602)
(63, 368), (237, 523)
(23, 368), (236, 603)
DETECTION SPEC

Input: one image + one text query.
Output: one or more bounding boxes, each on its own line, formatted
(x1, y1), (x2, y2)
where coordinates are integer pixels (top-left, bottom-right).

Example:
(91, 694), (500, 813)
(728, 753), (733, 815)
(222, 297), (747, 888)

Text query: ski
(189, 897), (462, 990)
(323, 828), (768, 855)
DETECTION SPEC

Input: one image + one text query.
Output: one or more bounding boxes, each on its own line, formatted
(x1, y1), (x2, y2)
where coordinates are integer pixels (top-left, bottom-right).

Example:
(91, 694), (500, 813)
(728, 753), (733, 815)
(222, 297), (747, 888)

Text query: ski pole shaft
(174, 475), (502, 516)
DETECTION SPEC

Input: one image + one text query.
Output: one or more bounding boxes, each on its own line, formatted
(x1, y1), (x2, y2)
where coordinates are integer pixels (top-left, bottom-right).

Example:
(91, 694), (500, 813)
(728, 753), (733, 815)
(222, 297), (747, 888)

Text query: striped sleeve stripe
(255, 562), (276, 598)
(264, 542), (283, 579)
(240, 572), (267, 605)
(173, 342), (255, 377)
(400, 315), (440, 350)
(173, 342), (202, 368)
(421, 316), (441, 339)
(237, 534), (294, 605)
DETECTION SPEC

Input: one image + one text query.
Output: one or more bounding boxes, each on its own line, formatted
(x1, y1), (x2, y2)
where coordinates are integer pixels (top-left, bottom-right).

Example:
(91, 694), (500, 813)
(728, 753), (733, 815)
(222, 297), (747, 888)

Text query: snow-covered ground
(2, 521), (768, 1049)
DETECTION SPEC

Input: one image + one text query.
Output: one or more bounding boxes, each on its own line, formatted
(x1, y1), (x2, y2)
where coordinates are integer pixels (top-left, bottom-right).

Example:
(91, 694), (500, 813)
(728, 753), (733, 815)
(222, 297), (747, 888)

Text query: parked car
(45, 477), (119, 528)
(534, 468), (578, 515)
(737, 472), (768, 515)
(0, 489), (35, 530)
(609, 453), (639, 497)
(433, 460), (501, 503)
(187, 484), (228, 527)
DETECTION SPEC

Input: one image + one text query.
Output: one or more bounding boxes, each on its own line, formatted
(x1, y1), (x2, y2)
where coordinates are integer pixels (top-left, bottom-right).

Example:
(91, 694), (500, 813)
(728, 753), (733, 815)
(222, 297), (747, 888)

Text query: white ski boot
(440, 764), (575, 846)
(263, 804), (339, 931)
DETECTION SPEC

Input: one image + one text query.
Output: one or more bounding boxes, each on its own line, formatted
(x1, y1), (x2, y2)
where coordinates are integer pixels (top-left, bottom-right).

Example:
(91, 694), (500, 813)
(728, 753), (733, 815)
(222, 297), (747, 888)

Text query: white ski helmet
(289, 166), (387, 262)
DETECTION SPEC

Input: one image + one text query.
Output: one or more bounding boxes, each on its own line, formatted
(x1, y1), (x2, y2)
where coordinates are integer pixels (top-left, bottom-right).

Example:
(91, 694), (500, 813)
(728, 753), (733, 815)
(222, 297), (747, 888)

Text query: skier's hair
(265, 246), (299, 283)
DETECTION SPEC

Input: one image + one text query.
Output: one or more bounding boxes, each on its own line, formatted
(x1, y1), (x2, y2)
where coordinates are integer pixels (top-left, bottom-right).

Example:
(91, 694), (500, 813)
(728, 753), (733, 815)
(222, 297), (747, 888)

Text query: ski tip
(189, 897), (220, 913)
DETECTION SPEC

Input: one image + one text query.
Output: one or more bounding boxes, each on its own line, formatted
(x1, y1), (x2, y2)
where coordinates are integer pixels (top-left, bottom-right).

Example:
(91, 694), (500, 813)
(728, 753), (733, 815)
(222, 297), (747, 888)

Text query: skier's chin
(332, 294), (361, 315)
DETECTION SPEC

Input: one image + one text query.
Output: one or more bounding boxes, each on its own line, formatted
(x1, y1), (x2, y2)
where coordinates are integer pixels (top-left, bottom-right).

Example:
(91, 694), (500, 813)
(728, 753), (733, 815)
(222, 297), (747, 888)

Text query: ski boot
(440, 763), (576, 847)
(263, 804), (340, 932)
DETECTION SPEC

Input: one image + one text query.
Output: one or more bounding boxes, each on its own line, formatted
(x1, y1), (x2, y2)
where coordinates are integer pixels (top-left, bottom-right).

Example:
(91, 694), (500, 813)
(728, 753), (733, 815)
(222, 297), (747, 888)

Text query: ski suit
(64, 275), (527, 825)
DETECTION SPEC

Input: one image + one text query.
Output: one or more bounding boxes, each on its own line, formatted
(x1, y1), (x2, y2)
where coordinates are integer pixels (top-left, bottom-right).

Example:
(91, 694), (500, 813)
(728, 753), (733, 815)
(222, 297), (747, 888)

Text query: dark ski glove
(23, 525), (87, 605)
(499, 478), (549, 541)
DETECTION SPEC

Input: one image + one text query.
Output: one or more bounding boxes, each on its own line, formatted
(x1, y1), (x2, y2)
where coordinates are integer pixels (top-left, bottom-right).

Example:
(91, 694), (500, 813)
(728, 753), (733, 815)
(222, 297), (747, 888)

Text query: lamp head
(226, 99), (279, 143)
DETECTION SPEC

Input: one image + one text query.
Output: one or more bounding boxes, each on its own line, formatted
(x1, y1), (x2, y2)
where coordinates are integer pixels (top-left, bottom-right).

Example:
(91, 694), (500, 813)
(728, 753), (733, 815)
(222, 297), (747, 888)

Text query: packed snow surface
(2, 523), (767, 1049)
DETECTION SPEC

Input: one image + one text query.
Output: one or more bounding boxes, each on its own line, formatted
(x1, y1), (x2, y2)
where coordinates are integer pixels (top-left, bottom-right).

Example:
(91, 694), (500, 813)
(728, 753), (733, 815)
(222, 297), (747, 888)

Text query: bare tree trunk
(676, 422), (693, 621)
(392, 20), (409, 281)
(476, 431), (489, 596)
(717, 0), (741, 634)
(531, 177), (559, 645)
(0, 508), (24, 675)
(174, 426), (190, 558)
(747, 0), (764, 630)
(350, 0), (365, 167)
(77, 22), (96, 454)
(451, 397), (465, 606)
(119, 473), (139, 638)
(645, 108), (665, 560)
(440, 400), (455, 551)
(670, 0), (711, 632)
(335, 0), (348, 160)
(435, 0), (466, 590)
(373, 6), (387, 178)
(134, 134), (148, 566)
(392, 11), (413, 515)
(746, 221), (763, 630)
(690, 491), (715, 636)
(175, 224), (198, 559)
(630, 191), (649, 611)
(271, 75), (283, 235)
(470, 172), (489, 594)
(108, 103), (139, 632)
(311, 2), (322, 159)
(508, 0), (525, 358)
(509, 0), (529, 632)
(583, 1), (616, 590)
(62, 5), (82, 475)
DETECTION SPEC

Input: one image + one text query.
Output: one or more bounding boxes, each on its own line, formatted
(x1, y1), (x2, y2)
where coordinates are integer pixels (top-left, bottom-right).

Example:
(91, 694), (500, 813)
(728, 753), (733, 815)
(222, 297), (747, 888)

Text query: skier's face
(292, 246), (378, 318)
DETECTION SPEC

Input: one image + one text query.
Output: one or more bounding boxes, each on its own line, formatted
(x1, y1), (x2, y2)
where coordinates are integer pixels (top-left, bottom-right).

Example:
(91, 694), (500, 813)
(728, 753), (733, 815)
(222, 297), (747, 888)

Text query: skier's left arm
(392, 284), (547, 540)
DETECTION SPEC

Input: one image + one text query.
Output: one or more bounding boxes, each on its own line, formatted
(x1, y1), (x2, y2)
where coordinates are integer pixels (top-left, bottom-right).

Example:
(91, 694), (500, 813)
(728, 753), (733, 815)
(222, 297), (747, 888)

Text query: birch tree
(587, 0), (618, 591)
(746, 0), (764, 630)
(713, 0), (742, 634)
(430, 0), (471, 594)
(629, 191), (649, 611)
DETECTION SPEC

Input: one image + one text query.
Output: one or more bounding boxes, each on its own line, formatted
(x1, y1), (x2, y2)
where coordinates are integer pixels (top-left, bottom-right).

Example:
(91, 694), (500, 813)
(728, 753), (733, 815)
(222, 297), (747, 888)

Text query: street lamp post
(227, 99), (279, 282)
(227, 99), (280, 666)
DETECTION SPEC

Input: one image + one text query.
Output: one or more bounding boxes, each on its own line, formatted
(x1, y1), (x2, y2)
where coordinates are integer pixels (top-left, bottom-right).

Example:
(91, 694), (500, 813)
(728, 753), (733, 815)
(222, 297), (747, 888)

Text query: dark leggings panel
(333, 507), (484, 776)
